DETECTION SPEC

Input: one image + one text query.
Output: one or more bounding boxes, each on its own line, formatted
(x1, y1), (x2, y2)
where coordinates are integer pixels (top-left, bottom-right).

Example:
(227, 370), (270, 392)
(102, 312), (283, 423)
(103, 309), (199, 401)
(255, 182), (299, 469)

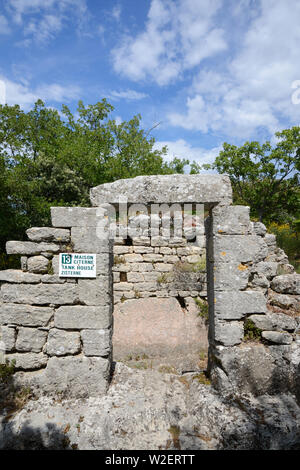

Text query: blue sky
(0, 0), (300, 165)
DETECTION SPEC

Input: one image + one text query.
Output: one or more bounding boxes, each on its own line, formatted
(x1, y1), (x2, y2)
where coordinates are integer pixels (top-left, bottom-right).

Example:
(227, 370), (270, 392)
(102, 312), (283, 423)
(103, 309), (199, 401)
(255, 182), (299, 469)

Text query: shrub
(0, 359), (16, 383)
(244, 319), (262, 341)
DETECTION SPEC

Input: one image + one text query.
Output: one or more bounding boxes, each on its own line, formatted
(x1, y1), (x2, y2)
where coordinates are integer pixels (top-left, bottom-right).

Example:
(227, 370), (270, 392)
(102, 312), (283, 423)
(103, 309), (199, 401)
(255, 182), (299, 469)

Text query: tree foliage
(205, 127), (300, 223)
(0, 99), (188, 251)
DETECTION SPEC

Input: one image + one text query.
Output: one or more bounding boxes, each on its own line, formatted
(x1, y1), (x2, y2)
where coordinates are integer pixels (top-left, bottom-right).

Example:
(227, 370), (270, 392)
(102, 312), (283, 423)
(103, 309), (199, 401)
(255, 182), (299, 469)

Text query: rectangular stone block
(132, 237), (151, 246)
(168, 238), (187, 247)
(6, 241), (60, 256)
(54, 305), (112, 329)
(114, 282), (134, 291)
(51, 207), (99, 227)
(213, 235), (268, 264)
(46, 329), (81, 356)
(214, 320), (244, 346)
(151, 236), (169, 247)
(143, 254), (163, 262)
(215, 291), (267, 320)
(160, 247), (172, 255)
(71, 226), (111, 254)
(124, 253), (143, 263)
(0, 304), (53, 327)
(81, 329), (111, 356)
(16, 327), (47, 353)
(0, 326), (16, 352)
(164, 255), (180, 263)
(133, 282), (157, 292)
(133, 246), (154, 254)
(26, 227), (70, 242)
(143, 272), (160, 282)
(214, 262), (250, 291)
(113, 246), (133, 254)
(40, 275), (68, 284)
(40, 356), (110, 397)
(5, 353), (48, 370)
(78, 276), (111, 306)
(127, 272), (145, 283)
(0, 270), (41, 283)
(212, 205), (251, 235)
(154, 263), (173, 272)
(1, 283), (78, 305)
(90, 174), (232, 206)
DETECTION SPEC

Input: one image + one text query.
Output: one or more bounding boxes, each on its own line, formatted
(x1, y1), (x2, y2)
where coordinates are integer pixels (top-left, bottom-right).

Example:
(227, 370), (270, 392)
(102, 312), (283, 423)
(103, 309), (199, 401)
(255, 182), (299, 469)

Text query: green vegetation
(168, 425), (181, 449)
(204, 127), (300, 224)
(157, 273), (171, 284)
(47, 260), (54, 275)
(194, 298), (209, 320)
(192, 372), (211, 385)
(0, 96), (299, 269)
(0, 359), (32, 419)
(244, 319), (262, 342)
(113, 255), (126, 265)
(267, 222), (300, 273)
(202, 127), (300, 270)
(175, 258), (206, 273)
(158, 365), (179, 374)
(0, 99), (190, 268)
(0, 358), (16, 383)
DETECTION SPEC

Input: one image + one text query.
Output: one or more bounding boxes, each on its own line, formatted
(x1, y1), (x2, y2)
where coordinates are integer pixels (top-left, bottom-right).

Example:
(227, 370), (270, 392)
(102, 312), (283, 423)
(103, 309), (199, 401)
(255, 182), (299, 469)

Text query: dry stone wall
(0, 206), (113, 398)
(207, 205), (300, 398)
(0, 173), (299, 402)
(113, 214), (207, 304)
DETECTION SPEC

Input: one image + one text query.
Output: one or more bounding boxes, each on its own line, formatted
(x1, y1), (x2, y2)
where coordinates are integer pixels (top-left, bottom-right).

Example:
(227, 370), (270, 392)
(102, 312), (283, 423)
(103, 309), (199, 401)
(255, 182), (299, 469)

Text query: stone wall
(0, 206), (113, 398)
(113, 216), (206, 304)
(111, 209), (209, 372)
(207, 205), (300, 398)
(0, 173), (299, 402)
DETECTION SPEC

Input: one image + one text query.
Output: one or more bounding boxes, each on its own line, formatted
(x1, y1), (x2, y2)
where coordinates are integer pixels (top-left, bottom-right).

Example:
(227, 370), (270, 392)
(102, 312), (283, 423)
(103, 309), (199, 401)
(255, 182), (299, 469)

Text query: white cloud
(112, 0), (227, 86)
(111, 4), (122, 22)
(168, 0), (300, 139)
(6, 0), (88, 43)
(0, 15), (11, 34)
(114, 116), (123, 126)
(0, 76), (80, 109)
(24, 14), (63, 43)
(110, 89), (148, 101)
(154, 139), (221, 165)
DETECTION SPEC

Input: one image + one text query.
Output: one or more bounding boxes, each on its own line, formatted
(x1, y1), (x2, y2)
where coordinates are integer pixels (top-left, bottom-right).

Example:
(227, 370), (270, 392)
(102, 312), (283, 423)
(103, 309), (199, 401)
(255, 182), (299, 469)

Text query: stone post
(207, 205), (267, 389)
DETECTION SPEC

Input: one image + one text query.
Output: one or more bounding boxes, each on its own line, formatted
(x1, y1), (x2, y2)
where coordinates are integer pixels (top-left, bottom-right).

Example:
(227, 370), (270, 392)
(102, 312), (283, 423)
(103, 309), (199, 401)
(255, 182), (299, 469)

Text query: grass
(0, 358), (16, 382)
(175, 259), (206, 273)
(194, 298), (209, 320)
(114, 255), (126, 265)
(47, 260), (54, 275)
(267, 222), (300, 273)
(158, 365), (179, 375)
(168, 425), (181, 450)
(157, 273), (171, 284)
(244, 319), (262, 342)
(192, 372), (211, 385)
(0, 253), (20, 270)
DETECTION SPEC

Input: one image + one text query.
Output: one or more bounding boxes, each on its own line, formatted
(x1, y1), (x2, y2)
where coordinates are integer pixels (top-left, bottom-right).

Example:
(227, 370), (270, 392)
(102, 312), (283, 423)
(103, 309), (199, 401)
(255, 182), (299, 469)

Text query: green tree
(0, 99), (189, 254)
(205, 127), (300, 223)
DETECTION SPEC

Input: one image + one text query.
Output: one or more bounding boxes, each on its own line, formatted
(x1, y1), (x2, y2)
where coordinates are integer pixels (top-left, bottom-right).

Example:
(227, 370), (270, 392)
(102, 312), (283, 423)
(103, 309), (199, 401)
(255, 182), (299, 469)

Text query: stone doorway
(111, 209), (209, 374)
